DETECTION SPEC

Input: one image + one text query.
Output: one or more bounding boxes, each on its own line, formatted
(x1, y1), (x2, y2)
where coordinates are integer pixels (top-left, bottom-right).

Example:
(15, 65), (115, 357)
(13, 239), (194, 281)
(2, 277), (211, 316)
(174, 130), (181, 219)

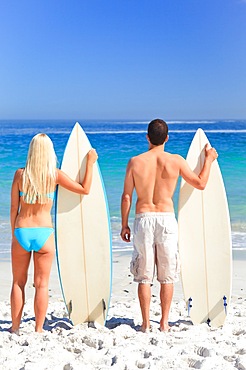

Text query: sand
(0, 251), (245, 370)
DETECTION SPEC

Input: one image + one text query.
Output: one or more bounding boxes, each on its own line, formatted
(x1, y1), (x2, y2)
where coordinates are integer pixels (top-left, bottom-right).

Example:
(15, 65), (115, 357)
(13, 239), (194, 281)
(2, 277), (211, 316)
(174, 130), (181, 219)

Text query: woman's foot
(8, 327), (20, 335)
(138, 324), (152, 333)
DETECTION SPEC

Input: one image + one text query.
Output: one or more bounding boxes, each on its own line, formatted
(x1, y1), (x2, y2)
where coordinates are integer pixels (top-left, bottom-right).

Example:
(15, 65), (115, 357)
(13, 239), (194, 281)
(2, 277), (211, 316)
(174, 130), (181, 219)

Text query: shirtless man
(120, 118), (218, 332)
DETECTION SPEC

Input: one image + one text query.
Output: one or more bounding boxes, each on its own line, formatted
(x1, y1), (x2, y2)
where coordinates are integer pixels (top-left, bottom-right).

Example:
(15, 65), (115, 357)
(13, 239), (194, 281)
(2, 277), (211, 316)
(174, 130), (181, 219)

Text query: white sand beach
(0, 251), (245, 370)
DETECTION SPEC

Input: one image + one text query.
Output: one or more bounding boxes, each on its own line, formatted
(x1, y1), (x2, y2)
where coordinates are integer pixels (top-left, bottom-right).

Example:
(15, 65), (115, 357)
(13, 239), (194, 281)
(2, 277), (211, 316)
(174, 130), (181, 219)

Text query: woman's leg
(10, 238), (31, 333)
(33, 233), (55, 332)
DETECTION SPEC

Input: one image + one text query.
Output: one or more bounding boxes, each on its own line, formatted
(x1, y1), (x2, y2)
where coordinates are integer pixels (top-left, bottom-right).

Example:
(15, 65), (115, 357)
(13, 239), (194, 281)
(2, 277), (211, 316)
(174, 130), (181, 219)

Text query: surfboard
(178, 128), (232, 327)
(55, 122), (112, 326)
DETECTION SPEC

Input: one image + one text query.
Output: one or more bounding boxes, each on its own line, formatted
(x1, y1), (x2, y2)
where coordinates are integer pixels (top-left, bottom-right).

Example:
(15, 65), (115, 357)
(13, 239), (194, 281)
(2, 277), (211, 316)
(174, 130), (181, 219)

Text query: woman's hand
(87, 148), (98, 164)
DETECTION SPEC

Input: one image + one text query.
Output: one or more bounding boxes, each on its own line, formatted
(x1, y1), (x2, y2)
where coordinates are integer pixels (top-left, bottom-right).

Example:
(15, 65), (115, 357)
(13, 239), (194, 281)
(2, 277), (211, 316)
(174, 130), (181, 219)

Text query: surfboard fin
(67, 300), (72, 317)
(223, 296), (228, 314)
(187, 297), (193, 316)
(102, 299), (107, 322)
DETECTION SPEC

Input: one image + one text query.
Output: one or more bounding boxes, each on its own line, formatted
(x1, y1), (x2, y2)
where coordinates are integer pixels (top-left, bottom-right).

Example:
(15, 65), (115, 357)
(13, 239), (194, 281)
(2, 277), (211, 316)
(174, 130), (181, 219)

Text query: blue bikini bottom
(14, 227), (54, 252)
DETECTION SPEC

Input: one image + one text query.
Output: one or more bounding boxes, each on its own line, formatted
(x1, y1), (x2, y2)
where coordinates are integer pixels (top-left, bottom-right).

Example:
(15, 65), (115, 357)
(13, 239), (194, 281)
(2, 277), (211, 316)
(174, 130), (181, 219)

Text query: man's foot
(35, 328), (45, 333)
(159, 321), (171, 332)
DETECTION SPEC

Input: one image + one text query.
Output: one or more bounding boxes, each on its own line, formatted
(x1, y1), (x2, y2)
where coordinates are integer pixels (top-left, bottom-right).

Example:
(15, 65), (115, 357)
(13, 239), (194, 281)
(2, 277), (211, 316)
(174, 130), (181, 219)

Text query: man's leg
(160, 283), (173, 332)
(156, 214), (178, 332)
(138, 283), (151, 332)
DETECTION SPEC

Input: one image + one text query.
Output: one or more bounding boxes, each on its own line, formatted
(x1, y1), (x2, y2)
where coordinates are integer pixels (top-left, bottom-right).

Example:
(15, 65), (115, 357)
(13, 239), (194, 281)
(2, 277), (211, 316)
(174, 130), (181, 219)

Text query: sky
(0, 0), (246, 120)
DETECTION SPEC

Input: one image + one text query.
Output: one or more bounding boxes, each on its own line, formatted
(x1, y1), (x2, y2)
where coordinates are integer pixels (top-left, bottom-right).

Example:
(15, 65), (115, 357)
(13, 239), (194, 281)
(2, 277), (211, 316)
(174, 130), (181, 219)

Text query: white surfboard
(55, 122), (112, 326)
(178, 128), (232, 327)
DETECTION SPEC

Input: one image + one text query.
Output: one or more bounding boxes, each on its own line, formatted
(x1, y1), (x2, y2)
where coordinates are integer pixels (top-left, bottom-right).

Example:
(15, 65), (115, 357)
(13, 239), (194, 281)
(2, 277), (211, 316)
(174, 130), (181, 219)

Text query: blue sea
(0, 119), (245, 260)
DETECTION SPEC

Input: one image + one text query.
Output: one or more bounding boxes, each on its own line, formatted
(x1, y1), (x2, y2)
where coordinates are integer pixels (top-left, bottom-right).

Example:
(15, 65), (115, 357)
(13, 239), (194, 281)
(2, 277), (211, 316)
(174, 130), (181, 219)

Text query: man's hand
(120, 226), (131, 242)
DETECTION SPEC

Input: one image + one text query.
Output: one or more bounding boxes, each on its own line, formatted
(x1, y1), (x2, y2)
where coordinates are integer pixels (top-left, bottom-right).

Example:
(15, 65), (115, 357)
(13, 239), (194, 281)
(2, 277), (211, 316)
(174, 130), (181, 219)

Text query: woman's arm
(56, 149), (98, 195)
(10, 170), (21, 235)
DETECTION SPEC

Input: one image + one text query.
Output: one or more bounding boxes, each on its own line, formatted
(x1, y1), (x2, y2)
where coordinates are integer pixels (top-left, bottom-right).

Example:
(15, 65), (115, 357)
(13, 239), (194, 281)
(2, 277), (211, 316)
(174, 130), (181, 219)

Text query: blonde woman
(10, 133), (98, 333)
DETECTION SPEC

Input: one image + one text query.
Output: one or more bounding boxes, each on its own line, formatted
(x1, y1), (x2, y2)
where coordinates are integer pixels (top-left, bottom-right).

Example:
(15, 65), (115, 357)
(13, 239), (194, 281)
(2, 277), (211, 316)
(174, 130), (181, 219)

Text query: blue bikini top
(19, 191), (55, 201)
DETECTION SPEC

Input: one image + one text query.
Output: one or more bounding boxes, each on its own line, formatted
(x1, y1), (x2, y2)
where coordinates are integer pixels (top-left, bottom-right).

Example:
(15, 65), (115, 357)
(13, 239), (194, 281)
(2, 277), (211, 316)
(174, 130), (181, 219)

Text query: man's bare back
(129, 146), (182, 213)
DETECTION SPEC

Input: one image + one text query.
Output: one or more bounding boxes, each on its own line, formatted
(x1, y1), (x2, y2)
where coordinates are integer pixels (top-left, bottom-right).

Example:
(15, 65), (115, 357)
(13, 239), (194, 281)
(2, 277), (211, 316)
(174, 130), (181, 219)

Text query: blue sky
(0, 0), (245, 120)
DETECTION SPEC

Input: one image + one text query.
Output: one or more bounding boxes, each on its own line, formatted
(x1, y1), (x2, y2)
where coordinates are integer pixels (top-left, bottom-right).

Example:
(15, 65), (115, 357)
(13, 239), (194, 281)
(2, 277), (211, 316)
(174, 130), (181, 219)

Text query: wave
(170, 130), (246, 134)
(111, 245), (246, 252)
(0, 248), (10, 254)
(1, 129), (71, 135)
(120, 120), (245, 125)
(112, 246), (134, 253)
(0, 243), (245, 254)
(107, 121), (149, 125)
(167, 120), (218, 124)
(86, 129), (246, 134)
(2, 129), (246, 136)
(87, 120), (240, 125)
(86, 130), (147, 134)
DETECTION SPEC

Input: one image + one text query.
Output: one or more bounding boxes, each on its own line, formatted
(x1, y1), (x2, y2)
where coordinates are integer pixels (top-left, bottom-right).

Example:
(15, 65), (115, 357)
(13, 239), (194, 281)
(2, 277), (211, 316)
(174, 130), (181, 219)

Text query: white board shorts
(131, 212), (180, 284)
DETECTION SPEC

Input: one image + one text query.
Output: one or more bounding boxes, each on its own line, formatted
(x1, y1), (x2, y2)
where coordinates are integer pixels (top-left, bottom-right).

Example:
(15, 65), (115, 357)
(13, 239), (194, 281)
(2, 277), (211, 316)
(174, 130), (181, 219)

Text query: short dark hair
(147, 119), (168, 145)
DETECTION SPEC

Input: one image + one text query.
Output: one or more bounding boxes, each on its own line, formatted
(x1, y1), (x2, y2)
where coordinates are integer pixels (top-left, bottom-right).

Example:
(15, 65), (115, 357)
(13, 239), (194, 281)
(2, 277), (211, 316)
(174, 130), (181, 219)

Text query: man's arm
(179, 144), (218, 190)
(120, 159), (135, 242)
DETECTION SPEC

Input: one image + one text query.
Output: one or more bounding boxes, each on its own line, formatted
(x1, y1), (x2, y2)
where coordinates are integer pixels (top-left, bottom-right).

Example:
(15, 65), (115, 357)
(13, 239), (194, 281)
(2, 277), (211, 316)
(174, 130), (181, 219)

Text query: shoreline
(0, 249), (245, 302)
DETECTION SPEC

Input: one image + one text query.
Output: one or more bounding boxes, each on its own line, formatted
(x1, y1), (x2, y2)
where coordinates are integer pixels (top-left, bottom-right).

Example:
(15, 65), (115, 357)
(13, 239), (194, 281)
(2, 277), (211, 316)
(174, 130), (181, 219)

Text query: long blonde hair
(22, 133), (57, 204)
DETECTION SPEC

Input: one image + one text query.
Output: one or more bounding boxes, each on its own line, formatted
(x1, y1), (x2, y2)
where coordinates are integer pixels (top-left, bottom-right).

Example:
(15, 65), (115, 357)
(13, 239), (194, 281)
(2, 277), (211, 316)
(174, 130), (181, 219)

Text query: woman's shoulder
(14, 168), (24, 181)
(15, 168), (24, 175)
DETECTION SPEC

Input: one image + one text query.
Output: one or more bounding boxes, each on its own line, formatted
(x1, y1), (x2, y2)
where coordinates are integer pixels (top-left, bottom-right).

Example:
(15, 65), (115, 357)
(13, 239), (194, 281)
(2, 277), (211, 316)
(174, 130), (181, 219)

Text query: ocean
(0, 119), (245, 260)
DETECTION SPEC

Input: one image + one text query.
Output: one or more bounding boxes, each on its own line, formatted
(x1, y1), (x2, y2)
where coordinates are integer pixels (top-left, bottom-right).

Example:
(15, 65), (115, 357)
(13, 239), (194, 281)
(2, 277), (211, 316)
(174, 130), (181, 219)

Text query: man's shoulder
(162, 152), (186, 169)
(165, 152), (183, 161)
(130, 152), (146, 161)
(127, 153), (147, 170)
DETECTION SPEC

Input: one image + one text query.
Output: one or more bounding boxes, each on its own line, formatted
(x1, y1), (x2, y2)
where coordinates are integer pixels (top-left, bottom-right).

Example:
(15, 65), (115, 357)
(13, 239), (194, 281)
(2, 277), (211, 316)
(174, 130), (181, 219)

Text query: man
(120, 118), (218, 332)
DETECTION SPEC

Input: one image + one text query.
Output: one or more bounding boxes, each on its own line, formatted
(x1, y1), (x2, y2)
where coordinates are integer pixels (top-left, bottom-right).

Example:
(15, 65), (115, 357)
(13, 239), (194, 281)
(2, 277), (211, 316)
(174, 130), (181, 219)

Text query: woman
(10, 133), (98, 333)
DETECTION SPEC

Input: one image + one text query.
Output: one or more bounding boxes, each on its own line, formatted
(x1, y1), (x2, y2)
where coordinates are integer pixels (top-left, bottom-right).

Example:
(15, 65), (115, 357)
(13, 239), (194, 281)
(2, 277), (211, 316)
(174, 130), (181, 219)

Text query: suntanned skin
(10, 149), (97, 333)
(121, 135), (218, 332)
